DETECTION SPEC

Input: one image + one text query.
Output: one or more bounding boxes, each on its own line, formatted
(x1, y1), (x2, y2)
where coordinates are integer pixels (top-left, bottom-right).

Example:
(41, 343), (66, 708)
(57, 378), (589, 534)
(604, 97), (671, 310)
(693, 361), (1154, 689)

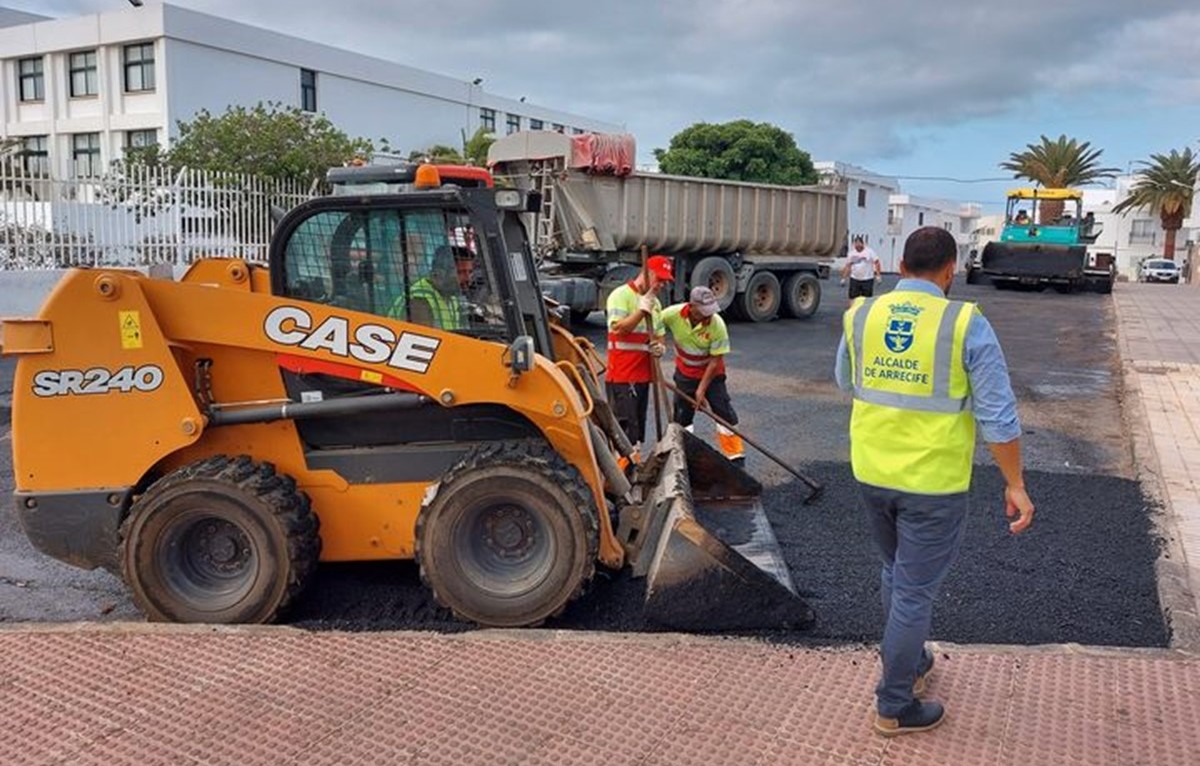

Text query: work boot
(914, 647), (935, 696)
(874, 699), (946, 737)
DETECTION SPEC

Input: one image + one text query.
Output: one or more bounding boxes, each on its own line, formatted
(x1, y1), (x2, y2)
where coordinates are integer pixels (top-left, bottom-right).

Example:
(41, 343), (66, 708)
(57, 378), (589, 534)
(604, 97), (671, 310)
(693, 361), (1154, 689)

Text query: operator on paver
(605, 255), (672, 468)
(661, 285), (745, 466)
(835, 226), (1036, 737)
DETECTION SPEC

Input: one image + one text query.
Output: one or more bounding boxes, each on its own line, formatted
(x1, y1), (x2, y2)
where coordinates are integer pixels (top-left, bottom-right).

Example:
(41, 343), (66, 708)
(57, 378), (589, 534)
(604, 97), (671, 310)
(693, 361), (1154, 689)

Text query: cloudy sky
(19, 0), (1200, 208)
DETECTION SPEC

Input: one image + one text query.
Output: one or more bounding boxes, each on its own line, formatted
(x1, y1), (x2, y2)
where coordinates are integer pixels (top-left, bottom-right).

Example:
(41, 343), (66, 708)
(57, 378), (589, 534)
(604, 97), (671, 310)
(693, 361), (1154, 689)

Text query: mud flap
(617, 424), (815, 631)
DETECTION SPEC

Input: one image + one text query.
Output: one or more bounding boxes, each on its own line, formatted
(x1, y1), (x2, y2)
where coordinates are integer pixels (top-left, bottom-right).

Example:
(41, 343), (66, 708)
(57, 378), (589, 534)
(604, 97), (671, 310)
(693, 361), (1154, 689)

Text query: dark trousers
(606, 381), (650, 447)
(859, 483), (968, 717)
(849, 278), (875, 299)
(670, 371), (738, 427)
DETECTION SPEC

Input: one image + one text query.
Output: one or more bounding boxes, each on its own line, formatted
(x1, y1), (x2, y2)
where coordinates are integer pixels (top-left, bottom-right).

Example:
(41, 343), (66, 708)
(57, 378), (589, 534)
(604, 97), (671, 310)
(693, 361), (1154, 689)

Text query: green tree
(1000, 134), (1119, 222)
(407, 127), (494, 167)
(1113, 148), (1200, 260)
(408, 144), (464, 164)
(653, 120), (818, 186)
(463, 126), (496, 166)
(158, 101), (374, 183)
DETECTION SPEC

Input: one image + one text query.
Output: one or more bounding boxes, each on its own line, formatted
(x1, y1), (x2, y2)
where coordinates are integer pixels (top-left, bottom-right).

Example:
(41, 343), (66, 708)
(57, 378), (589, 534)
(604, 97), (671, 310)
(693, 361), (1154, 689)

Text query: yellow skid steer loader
(1, 163), (814, 631)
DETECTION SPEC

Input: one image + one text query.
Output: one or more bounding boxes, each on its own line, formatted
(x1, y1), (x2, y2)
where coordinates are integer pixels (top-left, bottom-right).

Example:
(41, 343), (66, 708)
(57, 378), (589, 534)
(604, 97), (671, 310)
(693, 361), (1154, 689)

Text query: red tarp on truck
(570, 133), (636, 176)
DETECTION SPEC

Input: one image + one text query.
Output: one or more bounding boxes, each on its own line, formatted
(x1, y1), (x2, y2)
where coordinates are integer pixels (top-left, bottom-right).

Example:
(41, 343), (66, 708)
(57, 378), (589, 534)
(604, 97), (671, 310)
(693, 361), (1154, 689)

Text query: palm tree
(1000, 134), (1120, 223)
(1113, 148), (1200, 261)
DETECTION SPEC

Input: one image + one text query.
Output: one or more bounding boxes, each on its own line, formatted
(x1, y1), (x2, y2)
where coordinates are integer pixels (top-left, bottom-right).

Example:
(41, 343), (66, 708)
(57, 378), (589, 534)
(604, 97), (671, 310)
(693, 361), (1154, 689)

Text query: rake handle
(661, 378), (824, 503)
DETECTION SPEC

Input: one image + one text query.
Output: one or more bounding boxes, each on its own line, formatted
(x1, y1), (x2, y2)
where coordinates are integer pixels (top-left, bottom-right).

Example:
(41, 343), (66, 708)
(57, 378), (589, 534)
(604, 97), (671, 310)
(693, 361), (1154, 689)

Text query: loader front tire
(120, 456), (320, 624)
(415, 440), (598, 627)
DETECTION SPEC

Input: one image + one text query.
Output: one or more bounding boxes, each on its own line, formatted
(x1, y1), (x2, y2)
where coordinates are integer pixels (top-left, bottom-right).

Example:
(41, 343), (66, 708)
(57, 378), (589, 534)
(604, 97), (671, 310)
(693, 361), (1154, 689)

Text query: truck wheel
(732, 271), (781, 322)
(1095, 279), (1114, 294)
(120, 456), (320, 624)
(690, 257), (737, 311)
(415, 440), (598, 627)
(966, 268), (979, 285)
(781, 273), (821, 319)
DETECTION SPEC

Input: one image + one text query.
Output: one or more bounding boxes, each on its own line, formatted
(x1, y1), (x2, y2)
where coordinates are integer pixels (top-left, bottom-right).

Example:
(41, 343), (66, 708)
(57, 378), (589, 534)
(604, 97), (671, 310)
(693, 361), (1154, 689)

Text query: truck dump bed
(489, 132), (846, 259)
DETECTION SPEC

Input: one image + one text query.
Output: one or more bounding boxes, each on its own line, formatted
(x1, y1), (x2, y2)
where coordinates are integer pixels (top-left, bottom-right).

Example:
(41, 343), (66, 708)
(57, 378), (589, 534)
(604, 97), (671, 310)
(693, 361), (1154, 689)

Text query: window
(123, 43), (155, 92)
(21, 135), (49, 175)
(887, 207), (898, 225)
(944, 222), (953, 232)
(72, 133), (101, 176)
(69, 50), (98, 97)
(18, 57), (44, 102)
(857, 189), (867, 208)
(1130, 220), (1157, 245)
(506, 113), (521, 134)
(126, 129), (158, 150)
(300, 69), (317, 112)
(917, 212), (925, 226)
(552, 123), (565, 133)
(479, 108), (496, 132)
(529, 118), (544, 131)
(281, 208), (507, 336)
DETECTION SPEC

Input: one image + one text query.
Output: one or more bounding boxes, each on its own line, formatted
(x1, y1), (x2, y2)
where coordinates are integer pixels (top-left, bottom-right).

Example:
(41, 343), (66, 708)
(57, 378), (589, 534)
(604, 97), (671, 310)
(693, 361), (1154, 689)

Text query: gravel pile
(290, 462), (1169, 648)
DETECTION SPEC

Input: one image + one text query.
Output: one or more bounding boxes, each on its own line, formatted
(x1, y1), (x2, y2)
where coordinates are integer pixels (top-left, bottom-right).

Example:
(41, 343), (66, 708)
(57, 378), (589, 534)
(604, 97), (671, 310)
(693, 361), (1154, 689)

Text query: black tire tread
(120, 454), (320, 623)
(414, 439), (599, 627)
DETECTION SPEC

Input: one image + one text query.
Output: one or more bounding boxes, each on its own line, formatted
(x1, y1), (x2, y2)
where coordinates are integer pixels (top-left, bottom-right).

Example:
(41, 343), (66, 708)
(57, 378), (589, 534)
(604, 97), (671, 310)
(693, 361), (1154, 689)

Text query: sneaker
(730, 456), (746, 468)
(913, 647), (935, 696)
(874, 699), (946, 737)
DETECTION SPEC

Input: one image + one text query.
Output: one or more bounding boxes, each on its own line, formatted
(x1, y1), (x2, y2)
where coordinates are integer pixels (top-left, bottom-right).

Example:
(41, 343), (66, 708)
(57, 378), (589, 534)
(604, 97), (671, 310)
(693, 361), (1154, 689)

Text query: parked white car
(1138, 259), (1181, 284)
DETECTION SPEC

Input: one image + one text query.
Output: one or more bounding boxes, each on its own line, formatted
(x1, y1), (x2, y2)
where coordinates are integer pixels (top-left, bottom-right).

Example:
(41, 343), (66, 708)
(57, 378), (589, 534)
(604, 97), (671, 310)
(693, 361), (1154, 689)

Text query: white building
(970, 213), (1006, 251)
(885, 194), (980, 272)
(815, 160), (899, 257)
(1082, 177), (1199, 278)
(0, 2), (620, 179)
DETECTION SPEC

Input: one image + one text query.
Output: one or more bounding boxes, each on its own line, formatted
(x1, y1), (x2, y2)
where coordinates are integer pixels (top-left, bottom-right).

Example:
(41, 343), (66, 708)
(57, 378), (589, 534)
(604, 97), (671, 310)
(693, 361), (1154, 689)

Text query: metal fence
(0, 157), (316, 270)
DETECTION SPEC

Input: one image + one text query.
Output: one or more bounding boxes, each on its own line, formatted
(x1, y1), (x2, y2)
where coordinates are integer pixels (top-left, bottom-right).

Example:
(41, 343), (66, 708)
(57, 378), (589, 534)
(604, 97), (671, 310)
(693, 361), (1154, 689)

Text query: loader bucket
(617, 423), (815, 632)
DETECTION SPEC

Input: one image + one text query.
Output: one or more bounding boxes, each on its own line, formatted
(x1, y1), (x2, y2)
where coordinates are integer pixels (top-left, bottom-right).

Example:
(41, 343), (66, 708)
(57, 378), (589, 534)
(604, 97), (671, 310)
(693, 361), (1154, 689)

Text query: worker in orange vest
(605, 255), (673, 464)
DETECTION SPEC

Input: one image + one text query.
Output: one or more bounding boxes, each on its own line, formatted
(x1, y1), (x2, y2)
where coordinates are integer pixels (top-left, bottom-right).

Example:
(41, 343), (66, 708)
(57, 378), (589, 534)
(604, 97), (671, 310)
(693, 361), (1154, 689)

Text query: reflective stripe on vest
(846, 291), (977, 494)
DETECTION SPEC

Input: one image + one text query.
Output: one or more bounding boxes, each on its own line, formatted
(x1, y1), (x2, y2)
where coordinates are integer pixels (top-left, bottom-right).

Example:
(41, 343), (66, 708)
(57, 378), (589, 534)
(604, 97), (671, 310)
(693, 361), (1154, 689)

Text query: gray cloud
(18, 0), (1199, 160)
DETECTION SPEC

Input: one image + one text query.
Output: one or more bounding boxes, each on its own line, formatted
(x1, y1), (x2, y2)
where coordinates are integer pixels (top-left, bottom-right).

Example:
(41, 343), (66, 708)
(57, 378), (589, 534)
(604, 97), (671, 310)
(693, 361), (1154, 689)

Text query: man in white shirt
(841, 236), (883, 301)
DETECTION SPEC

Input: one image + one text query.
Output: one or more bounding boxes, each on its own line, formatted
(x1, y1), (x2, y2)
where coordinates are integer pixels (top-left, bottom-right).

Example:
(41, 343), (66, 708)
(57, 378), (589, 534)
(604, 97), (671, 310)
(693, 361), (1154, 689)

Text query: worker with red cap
(605, 255), (673, 464)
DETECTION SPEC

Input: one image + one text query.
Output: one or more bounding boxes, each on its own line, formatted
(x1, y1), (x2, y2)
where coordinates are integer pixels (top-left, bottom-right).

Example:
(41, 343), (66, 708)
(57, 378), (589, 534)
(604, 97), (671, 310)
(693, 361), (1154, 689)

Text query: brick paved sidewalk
(1113, 283), (1200, 642)
(2, 625), (1198, 766)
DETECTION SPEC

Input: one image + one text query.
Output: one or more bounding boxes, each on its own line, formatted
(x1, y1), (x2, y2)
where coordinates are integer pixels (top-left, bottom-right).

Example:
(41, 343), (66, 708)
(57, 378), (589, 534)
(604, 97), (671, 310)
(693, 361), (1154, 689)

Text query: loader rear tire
(415, 440), (598, 627)
(120, 455), (320, 624)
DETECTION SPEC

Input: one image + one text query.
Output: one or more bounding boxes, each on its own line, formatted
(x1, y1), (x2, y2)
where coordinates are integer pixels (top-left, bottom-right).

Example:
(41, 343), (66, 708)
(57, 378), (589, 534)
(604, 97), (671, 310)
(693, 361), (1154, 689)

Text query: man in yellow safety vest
(662, 285), (744, 465)
(836, 226), (1035, 737)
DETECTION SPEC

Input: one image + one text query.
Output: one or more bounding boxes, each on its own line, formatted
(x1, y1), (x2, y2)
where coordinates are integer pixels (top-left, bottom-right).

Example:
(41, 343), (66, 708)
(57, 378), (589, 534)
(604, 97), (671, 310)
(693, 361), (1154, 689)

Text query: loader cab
(269, 163), (553, 355)
(264, 163), (556, 449)
(1000, 188), (1101, 246)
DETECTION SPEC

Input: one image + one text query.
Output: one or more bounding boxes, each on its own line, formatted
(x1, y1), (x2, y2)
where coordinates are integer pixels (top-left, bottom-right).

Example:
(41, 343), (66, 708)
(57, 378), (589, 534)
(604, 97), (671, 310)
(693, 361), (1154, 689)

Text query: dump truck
(488, 132), (847, 323)
(1, 162), (815, 631)
(967, 188), (1114, 294)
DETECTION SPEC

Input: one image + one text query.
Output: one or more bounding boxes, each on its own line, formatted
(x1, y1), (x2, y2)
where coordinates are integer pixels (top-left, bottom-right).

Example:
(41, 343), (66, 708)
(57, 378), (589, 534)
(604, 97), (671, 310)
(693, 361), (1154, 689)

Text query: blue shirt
(834, 278), (1022, 444)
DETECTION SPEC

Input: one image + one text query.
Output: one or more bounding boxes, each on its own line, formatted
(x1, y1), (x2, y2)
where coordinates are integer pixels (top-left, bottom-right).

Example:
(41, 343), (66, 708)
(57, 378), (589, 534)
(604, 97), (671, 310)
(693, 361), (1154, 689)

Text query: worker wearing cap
(662, 286), (744, 466)
(605, 255), (672, 462)
(836, 226), (1035, 737)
